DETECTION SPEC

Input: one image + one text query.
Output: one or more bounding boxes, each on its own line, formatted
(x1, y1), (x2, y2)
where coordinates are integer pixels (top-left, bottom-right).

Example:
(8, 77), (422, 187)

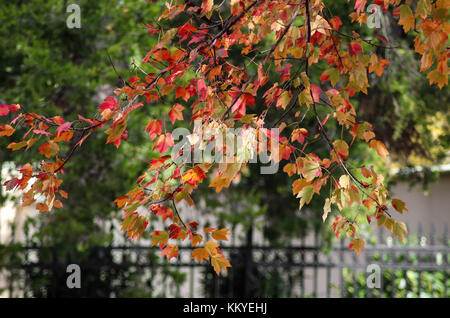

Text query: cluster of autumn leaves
(1, 0), (448, 273)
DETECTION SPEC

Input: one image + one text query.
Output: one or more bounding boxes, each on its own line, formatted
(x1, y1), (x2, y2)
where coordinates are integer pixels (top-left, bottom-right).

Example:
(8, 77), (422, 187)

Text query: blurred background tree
(0, 0), (171, 297)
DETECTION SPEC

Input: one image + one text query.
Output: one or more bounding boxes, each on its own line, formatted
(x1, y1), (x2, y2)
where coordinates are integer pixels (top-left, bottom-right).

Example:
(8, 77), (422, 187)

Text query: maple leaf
(153, 133), (174, 154)
(168, 223), (182, 239)
(56, 122), (71, 136)
(168, 103), (184, 124)
(212, 228), (231, 241)
(182, 166), (207, 187)
(329, 16), (342, 31)
(176, 85), (192, 102)
(0, 105), (10, 116)
(310, 15), (331, 35)
(154, 205), (174, 222)
(297, 185), (314, 210)
(105, 117), (128, 148)
(196, 78), (208, 101)
(38, 140), (59, 158)
(416, 0), (432, 19)
(349, 42), (362, 57)
(369, 140), (388, 158)
(0, 125), (15, 137)
(427, 68), (448, 89)
(191, 247), (209, 262)
(349, 238), (365, 255)
(192, 234), (203, 247)
(299, 159), (321, 182)
(7, 141), (27, 151)
(291, 128), (309, 144)
(149, 155), (171, 170)
(310, 84), (322, 103)
(3, 178), (20, 191)
(161, 244), (178, 260)
(283, 163), (297, 177)
(322, 198), (331, 222)
(211, 254), (231, 275)
(393, 221), (408, 241)
(145, 119), (162, 141)
(151, 230), (169, 249)
(320, 68), (339, 87)
(276, 91), (291, 109)
(204, 240), (219, 256)
(354, 0), (367, 15)
(59, 190), (68, 199)
(332, 140), (349, 161)
(209, 163), (241, 192)
(398, 5), (415, 33)
(36, 203), (50, 213)
(292, 178), (310, 195)
(391, 198), (409, 214)
(201, 0), (214, 14)
(369, 54), (390, 76)
(114, 196), (128, 208)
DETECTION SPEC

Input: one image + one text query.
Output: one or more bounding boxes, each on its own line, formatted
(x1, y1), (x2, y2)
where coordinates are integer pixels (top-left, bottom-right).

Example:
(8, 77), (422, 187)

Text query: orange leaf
(36, 203), (50, 213)
(349, 238), (365, 256)
(38, 141), (59, 159)
(211, 254), (231, 275)
(192, 234), (203, 247)
(191, 247), (209, 262)
(212, 228), (231, 241)
(161, 244), (178, 260)
(398, 5), (415, 33)
(369, 140), (389, 158)
(168, 103), (184, 124)
(0, 125), (15, 137)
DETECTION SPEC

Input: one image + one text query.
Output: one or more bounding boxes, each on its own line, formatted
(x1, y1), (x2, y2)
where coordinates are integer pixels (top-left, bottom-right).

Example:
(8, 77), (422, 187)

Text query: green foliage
(0, 0), (165, 296)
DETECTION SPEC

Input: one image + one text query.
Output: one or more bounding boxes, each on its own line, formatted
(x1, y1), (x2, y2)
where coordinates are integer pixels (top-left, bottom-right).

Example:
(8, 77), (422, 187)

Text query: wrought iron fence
(0, 223), (448, 297)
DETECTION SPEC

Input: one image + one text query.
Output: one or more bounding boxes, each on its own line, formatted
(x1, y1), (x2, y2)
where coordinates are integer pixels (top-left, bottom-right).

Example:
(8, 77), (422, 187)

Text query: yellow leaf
(322, 198), (331, 222)
(205, 240), (219, 256)
(209, 176), (231, 193)
(393, 221), (408, 241)
(191, 247), (210, 262)
(211, 254), (231, 275)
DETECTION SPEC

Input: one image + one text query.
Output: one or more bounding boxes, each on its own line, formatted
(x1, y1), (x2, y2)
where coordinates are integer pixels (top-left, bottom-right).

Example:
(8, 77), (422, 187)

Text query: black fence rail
(0, 224), (449, 297)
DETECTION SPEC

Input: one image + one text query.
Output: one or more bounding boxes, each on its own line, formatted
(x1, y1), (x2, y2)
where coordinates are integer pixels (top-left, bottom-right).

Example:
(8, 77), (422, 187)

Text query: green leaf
(297, 185), (314, 210)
